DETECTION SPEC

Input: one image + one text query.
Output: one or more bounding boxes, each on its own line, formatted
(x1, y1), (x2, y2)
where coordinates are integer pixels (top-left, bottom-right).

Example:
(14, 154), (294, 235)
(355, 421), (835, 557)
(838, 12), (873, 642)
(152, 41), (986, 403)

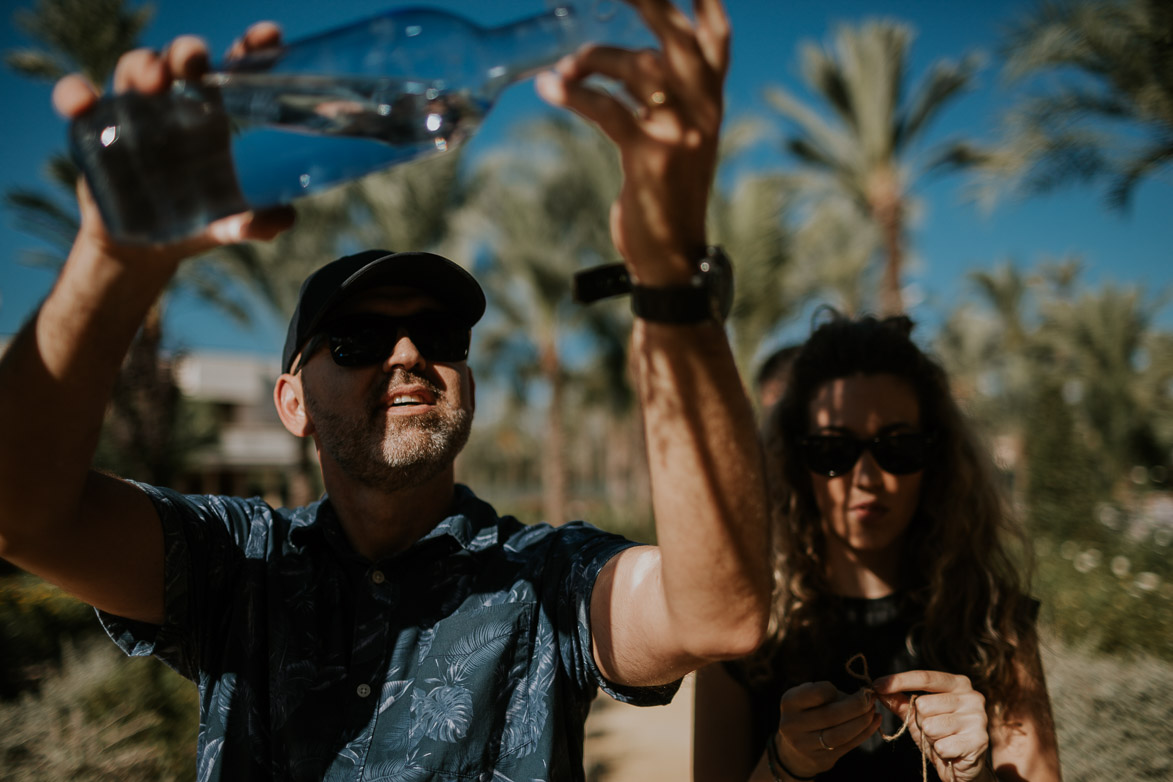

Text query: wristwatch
(572, 246), (733, 325)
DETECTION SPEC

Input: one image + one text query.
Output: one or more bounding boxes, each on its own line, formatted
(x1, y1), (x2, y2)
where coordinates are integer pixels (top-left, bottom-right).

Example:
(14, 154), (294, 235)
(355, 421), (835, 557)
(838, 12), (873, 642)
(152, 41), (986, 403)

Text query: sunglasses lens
(329, 330), (387, 366)
(325, 313), (469, 366)
(871, 433), (930, 474)
(801, 436), (862, 477)
(405, 312), (470, 363)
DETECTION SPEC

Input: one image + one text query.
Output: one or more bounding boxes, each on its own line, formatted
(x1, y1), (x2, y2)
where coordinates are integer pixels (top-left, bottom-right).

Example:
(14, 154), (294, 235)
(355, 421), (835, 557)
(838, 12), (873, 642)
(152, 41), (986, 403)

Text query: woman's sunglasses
(800, 431), (935, 477)
(294, 312), (471, 372)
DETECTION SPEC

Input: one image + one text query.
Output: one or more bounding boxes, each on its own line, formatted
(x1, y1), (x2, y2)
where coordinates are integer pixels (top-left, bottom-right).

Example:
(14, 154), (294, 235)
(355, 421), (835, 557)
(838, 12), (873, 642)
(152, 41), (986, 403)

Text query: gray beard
(306, 376), (472, 493)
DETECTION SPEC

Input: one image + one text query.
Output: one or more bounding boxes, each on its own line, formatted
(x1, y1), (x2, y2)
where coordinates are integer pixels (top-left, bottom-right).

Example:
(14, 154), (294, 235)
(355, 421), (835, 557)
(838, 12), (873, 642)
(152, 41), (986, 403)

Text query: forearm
(635, 318), (770, 659)
(0, 237), (176, 552)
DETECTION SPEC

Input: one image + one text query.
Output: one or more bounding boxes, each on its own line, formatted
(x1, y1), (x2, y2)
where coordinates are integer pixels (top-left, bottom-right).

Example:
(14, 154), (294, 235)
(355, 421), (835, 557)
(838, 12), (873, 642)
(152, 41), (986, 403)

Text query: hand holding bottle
(536, 0), (727, 285)
(54, 24), (295, 264)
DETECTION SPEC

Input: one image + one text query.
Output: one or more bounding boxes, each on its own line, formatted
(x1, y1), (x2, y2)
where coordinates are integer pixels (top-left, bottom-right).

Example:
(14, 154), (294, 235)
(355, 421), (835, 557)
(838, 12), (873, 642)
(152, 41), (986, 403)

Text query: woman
(693, 314), (1061, 781)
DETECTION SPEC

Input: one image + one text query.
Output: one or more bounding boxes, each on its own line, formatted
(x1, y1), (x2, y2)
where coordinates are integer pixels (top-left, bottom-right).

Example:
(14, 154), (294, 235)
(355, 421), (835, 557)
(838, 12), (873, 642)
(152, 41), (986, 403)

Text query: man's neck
(323, 467), (458, 562)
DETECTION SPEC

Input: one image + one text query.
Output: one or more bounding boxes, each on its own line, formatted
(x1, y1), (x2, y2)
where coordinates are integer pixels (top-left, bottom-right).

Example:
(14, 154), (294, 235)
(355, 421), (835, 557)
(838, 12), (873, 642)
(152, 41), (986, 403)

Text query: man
(0, 0), (770, 779)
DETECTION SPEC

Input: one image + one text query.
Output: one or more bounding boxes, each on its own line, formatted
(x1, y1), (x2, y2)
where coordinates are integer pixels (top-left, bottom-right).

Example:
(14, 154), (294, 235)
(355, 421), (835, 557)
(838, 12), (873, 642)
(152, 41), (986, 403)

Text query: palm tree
(764, 20), (979, 315)
(4, 0), (151, 267)
(703, 119), (799, 375)
(939, 255), (1173, 500)
(1039, 280), (1173, 485)
(985, 0), (1173, 208)
(7, 0), (177, 485)
(791, 198), (879, 319)
(458, 115), (628, 525)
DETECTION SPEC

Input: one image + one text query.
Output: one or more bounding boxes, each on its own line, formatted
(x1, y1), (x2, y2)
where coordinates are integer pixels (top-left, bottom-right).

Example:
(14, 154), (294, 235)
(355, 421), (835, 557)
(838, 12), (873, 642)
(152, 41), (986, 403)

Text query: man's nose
(382, 327), (426, 371)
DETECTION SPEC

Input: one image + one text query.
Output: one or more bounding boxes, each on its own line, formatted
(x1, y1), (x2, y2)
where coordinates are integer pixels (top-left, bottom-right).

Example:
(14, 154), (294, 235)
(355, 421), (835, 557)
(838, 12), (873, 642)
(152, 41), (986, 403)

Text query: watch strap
(631, 283), (714, 324)
(571, 246), (731, 325)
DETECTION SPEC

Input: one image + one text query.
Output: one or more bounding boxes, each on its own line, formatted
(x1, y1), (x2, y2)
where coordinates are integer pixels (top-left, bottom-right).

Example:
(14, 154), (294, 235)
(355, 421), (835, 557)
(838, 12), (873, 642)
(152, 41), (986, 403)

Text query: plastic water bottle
(69, 2), (653, 244)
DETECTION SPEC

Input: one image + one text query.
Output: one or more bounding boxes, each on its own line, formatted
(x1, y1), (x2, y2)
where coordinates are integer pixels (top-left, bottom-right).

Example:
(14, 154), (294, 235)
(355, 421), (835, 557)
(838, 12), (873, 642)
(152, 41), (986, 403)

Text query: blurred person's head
(754, 344), (801, 413)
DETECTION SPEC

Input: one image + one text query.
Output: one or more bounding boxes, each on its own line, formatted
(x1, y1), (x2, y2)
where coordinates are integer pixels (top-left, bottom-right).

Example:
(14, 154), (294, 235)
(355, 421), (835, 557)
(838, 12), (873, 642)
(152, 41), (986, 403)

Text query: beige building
(172, 350), (317, 506)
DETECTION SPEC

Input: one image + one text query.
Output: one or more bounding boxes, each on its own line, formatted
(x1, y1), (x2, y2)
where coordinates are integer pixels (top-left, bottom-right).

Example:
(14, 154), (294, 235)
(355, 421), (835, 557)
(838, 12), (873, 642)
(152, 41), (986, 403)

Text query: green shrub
(0, 574), (99, 698)
(1042, 633), (1173, 781)
(1033, 530), (1173, 661)
(0, 637), (197, 781)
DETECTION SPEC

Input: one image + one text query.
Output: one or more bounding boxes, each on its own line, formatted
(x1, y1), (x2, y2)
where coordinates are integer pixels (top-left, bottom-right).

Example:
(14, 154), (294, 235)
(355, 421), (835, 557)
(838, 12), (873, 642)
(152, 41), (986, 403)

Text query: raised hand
(53, 23), (294, 265)
(772, 681), (881, 778)
(873, 669), (993, 782)
(535, 0), (727, 284)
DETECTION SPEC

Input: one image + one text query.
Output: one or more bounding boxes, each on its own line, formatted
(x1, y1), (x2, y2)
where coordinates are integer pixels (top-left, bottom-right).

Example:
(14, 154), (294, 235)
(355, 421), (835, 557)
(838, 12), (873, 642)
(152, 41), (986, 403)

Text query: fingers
(774, 684), (881, 779)
(226, 21), (282, 60)
(106, 35), (211, 98)
(163, 35), (211, 81)
(537, 0), (726, 129)
(629, 0), (727, 72)
(779, 681), (841, 712)
(873, 669), (972, 695)
(52, 75), (99, 118)
(535, 65), (638, 145)
(819, 707), (882, 753)
(236, 205), (297, 241)
(111, 47), (169, 94)
(691, 0), (732, 72)
(780, 684), (876, 733)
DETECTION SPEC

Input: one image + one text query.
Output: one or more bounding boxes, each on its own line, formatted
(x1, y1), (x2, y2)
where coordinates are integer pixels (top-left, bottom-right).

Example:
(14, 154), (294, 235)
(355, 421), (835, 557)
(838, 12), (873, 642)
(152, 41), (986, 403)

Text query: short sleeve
(96, 483), (271, 682)
(543, 522), (682, 707)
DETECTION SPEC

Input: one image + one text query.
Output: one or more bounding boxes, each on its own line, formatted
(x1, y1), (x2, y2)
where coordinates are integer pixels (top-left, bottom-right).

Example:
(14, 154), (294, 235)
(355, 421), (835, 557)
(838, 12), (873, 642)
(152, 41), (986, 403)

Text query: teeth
(391, 394), (424, 406)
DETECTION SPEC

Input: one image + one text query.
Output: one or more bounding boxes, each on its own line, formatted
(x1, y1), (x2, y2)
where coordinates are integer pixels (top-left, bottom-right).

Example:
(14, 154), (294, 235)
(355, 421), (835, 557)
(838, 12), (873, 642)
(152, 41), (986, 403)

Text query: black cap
(281, 249), (486, 373)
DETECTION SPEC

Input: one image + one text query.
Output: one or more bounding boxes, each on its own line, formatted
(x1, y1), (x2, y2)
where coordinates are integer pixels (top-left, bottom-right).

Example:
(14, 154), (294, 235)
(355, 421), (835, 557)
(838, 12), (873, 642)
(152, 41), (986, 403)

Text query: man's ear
(274, 372), (314, 437)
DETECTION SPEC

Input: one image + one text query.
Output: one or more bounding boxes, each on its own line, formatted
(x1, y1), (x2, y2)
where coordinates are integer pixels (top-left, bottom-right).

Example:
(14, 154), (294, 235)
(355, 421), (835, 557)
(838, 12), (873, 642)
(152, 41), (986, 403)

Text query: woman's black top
(723, 593), (944, 781)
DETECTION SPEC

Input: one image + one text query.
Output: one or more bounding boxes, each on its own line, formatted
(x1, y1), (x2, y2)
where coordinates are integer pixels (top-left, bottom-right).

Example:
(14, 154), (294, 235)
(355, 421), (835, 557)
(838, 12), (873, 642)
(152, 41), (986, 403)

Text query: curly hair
(754, 312), (1035, 717)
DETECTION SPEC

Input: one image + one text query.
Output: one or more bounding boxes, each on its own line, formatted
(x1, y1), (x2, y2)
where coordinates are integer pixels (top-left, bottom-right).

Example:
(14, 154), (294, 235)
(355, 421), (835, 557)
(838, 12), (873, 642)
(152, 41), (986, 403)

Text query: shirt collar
(287, 484), (500, 559)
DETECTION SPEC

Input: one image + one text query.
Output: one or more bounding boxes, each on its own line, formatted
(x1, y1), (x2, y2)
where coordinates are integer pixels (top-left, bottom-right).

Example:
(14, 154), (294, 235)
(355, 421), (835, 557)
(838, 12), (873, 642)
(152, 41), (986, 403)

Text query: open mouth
(389, 394), (427, 407)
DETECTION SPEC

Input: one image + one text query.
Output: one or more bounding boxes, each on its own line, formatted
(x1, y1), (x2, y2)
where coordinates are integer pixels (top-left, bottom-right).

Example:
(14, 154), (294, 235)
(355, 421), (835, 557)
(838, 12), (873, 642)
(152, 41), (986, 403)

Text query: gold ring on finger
(818, 729), (835, 752)
(647, 90), (668, 107)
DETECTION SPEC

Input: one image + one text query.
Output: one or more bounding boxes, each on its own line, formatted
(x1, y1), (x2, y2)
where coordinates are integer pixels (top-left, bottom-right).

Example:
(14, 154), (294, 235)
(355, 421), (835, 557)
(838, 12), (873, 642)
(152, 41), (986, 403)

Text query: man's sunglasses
(295, 312), (471, 372)
(799, 431), (935, 477)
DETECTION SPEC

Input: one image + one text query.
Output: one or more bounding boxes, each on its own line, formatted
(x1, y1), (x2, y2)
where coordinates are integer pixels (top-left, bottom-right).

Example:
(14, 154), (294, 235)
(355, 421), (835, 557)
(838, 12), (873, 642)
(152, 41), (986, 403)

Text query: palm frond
(3, 188), (77, 256)
(896, 53), (982, 152)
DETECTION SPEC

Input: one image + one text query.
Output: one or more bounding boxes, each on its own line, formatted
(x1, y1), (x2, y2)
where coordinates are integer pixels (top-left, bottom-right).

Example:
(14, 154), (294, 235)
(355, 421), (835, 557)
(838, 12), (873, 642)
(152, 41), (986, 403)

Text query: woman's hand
(773, 681), (881, 778)
(53, 22), (294, 266)
(872, 670), (993, 782)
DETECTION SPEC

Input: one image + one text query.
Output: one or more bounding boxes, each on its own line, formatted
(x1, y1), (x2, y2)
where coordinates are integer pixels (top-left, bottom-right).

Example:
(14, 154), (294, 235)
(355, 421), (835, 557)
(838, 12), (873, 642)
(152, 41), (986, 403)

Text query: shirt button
(370, 570), (386, 585)
(356, 683), (371, 698)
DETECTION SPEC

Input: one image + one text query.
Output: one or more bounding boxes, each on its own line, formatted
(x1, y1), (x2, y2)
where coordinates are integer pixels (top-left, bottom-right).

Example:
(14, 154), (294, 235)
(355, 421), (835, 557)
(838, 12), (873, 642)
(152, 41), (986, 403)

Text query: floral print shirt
(99, 483), (678, 781)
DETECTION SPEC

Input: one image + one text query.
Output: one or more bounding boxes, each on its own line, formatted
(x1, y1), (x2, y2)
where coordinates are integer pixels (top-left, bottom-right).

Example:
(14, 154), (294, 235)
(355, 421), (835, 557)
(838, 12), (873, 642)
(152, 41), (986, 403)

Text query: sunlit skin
(272, 286), (476, 560)
(808, 372), (924, 598)
(295, 286), (475, 460)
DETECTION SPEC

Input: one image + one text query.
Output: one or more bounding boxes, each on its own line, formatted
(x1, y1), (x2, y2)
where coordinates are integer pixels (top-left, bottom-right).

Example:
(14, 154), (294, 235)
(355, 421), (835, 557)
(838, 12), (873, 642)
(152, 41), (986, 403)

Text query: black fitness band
(766, 733), (818, 781)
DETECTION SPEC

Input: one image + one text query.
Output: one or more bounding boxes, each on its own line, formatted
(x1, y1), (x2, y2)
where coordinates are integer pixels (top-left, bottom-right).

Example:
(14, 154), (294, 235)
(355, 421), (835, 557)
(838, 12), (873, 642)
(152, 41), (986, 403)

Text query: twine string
(845, 652), (942, 782)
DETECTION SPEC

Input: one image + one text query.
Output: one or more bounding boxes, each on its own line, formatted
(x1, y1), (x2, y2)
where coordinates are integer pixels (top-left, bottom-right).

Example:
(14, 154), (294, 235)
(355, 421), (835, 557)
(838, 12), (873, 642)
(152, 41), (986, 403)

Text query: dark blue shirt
(99, 483), (678, 781)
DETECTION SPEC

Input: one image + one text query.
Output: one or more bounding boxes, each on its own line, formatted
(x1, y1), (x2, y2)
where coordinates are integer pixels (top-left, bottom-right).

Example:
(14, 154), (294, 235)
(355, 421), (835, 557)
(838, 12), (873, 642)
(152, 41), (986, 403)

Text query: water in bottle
(69, 2), (654, 244)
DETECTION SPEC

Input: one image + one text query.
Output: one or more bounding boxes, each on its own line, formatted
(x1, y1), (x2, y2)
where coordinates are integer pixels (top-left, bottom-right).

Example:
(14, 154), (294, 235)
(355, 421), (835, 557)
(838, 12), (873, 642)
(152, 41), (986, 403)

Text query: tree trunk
(868, 169), (905, 317)
(540, 339), (567, 525)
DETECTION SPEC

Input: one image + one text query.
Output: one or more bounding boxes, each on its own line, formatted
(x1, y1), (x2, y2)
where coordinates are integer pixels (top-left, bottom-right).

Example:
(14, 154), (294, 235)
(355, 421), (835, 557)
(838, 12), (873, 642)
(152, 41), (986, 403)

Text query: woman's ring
(648, 90), (668, 107)
(818, 729), (835, 752)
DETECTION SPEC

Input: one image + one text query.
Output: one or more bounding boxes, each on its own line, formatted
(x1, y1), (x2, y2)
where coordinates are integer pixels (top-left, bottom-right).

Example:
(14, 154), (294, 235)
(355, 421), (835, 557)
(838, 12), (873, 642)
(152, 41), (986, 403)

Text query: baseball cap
(281, 249), (486, 373)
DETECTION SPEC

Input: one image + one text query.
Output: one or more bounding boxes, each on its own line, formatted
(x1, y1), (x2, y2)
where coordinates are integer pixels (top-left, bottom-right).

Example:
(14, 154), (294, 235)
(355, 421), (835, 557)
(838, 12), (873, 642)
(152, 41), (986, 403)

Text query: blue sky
(1, 0), (1170, 359)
